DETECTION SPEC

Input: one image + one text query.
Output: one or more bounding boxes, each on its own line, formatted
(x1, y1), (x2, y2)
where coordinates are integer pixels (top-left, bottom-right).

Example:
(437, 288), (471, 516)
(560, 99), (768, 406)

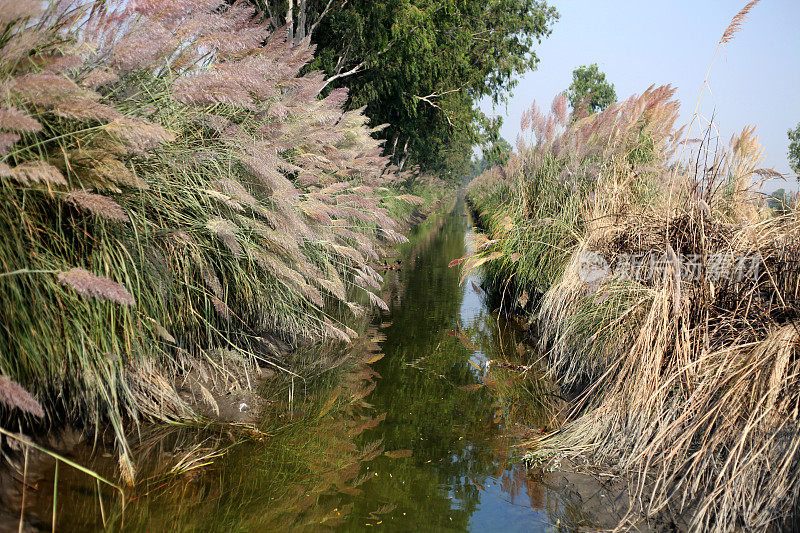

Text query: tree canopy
(788, 122), (800, 176)
(252, 0), (559, 177)
(565, 63), (616, 113)
(471, 137), (512, 179)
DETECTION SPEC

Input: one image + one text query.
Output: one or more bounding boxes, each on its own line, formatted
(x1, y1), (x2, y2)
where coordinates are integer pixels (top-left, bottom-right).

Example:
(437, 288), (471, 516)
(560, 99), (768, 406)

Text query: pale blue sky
(479, 0), (800, 192)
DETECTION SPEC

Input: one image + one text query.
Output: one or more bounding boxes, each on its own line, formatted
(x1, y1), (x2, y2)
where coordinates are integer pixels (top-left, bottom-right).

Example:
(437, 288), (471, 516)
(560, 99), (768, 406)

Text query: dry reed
(465, 81), (799, 530)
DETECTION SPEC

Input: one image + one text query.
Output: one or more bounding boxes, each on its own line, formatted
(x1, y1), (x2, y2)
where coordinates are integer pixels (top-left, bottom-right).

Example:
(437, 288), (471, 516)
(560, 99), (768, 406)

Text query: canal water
(19, 198), (605, 532)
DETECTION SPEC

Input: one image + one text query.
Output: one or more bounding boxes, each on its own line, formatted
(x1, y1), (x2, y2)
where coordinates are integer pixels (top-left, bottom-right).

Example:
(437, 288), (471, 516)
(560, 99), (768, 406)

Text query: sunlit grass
(0, 0), (437, 480)
(465, 83), (800, 530)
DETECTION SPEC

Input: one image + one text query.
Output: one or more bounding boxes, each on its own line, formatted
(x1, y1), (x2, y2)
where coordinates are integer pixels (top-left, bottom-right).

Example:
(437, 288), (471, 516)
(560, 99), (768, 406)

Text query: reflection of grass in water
(456, 288), (594, 530)
(25, 333), (387, 532)
(477, 364), (595, 532)
(484, 364), (562, 431)
(380, 195), (460, 310)
(458, 294), (563, 430)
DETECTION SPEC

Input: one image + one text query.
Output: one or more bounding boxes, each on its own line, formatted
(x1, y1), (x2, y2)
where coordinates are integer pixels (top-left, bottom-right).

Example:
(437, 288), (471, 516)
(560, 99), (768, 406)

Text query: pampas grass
(720, 0), (762, 44)
(0, 375), (44, 418)
(65, 190), (130, 222)
(57, 268), (136, 306)
(0, 0), (430, 481)
(8, 161), (67, 186)
(465, 81), (799, 530)
(0, 106), (42, 132)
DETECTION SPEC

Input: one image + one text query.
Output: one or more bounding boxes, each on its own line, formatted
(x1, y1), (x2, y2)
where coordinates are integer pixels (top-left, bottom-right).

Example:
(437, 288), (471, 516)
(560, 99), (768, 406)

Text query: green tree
(471, 137), (512, 179)
(788, 122), (800, 175)
(565, 63), (616, 113)
(483, 136), (513, 168)
(767, 188), (795, 214)
(252, 1), (558, 177)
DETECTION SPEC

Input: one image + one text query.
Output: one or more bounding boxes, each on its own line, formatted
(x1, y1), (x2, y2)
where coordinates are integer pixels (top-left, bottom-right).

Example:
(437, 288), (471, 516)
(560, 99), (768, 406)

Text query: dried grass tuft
(466, 80), (800, 531)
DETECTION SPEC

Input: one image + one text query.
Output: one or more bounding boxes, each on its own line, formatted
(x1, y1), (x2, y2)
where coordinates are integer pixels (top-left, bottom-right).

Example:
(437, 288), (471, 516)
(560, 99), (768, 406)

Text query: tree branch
(322, 59), (367, 88)
(308, 0), (346, 39)
(408, 88), (465, 127)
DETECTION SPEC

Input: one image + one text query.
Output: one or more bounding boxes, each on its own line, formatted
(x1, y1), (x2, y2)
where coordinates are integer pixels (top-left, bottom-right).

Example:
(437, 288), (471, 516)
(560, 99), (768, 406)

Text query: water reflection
(18, 199), (594, 532)
(333, 198), (579, 531)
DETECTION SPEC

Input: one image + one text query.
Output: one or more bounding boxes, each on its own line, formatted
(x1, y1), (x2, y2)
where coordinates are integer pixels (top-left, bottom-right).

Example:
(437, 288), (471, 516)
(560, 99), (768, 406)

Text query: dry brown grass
(467, 79), (799, 530)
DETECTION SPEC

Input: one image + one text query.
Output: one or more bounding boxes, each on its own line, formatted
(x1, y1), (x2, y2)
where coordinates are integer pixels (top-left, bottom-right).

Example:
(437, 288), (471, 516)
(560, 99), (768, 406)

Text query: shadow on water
(15, 198), (602, 532)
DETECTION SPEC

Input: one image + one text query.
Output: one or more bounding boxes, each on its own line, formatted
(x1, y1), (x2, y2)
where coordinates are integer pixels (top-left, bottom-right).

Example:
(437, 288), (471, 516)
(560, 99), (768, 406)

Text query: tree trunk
(295, 0), (307, 43)
(286, 0), (294, 41)
(398, 139), (410, 171)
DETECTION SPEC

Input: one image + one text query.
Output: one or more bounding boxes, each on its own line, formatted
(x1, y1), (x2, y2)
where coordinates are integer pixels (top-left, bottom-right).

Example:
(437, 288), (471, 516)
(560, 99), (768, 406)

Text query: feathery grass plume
(10, 72), (98, 108)
(720, 0), (762, 44)
(465, 79), (800, 530)
(0, 133), (20, 155)
(53, 99), (122, 121)
(369, 292), (390, 312)
(8, 161), (67, 186)
(80, 68), (119, 89)
(58, 268), (135, 306)
(206, 217), (241, 256)
(550, 93), (568, 126)
(0, 375), (44, 418)
(0, 0), (40, 23)
(65, 190), (129, 222)
(204, 189), (244, 211)
(105, 117), (175, 153)
(0, 106), (42, 132)
(35, 52), (84, 74)
(211, 178), (258, 209)
(396, 194), (425, 206)
(76, 155), (148, 190)
(300, 283), (324, 308)
(198, 261), (224, 299)
(210, 296), (231, 321)
(323, 317), (351, 343)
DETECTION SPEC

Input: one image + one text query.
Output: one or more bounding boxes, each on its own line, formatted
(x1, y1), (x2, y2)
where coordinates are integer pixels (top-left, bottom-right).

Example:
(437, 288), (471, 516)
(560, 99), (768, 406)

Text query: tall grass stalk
(0, 0), (428, 482)
(464, 32), (798, 531)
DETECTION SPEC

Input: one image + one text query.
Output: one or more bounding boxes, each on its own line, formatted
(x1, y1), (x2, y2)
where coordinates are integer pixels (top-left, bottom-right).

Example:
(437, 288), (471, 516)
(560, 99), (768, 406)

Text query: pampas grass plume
(0, 375), (44, 418)
(58, 268), (136, 306)
(66, 190), (130, 222)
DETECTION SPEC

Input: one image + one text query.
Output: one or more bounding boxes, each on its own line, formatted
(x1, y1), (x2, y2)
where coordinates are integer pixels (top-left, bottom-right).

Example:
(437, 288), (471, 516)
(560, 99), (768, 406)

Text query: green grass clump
(0, 0), (431, 478)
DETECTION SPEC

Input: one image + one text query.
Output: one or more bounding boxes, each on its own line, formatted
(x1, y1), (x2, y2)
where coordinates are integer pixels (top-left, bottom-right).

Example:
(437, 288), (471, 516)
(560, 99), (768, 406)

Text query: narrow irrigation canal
(20, 199), (612, 532)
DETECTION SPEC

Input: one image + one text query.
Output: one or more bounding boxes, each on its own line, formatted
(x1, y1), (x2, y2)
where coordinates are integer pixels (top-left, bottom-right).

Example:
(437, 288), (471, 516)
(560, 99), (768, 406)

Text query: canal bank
(8, 198), (630, 532)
